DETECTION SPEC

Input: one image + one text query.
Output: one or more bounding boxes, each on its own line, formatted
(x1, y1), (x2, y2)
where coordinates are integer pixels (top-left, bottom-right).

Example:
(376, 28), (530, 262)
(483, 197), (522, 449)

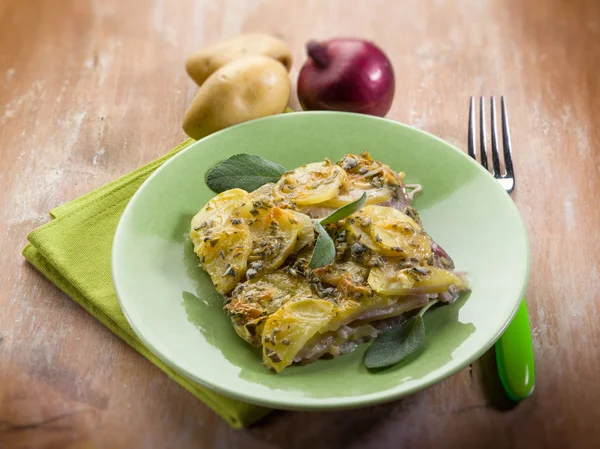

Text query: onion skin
(297, 38), (395, 117)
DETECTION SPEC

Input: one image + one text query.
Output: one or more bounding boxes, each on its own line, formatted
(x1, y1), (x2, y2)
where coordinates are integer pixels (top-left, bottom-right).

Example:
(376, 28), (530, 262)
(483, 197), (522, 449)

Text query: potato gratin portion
(190, 152), (468, 372)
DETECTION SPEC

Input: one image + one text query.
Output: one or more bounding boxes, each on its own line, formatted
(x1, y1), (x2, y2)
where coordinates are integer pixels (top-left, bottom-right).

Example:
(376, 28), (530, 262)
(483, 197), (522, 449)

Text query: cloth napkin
(22, 137), (272, 428)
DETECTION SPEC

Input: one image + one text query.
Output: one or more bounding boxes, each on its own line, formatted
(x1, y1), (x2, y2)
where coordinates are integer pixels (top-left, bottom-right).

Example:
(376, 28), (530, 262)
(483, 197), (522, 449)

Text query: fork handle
(495, 299), (536, 401)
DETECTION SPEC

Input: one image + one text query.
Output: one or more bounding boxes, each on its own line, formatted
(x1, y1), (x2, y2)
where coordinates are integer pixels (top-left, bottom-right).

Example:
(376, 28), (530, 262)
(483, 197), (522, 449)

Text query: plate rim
(112, 111), (530, 410)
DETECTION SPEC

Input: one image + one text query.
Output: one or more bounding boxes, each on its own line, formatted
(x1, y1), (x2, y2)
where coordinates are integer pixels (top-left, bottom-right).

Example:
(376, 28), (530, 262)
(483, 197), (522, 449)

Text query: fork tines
(468, 96), (515, 193)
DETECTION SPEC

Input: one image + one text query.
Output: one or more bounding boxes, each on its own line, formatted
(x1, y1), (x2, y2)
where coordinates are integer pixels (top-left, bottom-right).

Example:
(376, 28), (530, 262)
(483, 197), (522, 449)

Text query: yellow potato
(250, 182), (276, 203)
(226, 272), (315, 345)
(262, 298), (334, 372)
(186, 33), (292, 86)
(195, 224), (253, 294)
(247, 206), (301, 272)
(274, 161), (348, 205)
(287, 210), (315, 251)
(320, 184), (394, 208)
(368, 265), (468, 296)
(190, 189), (255, 294)
(183, 55), (290, 140)
(346, 205), (432, 261)
(190, 188), (252, 247)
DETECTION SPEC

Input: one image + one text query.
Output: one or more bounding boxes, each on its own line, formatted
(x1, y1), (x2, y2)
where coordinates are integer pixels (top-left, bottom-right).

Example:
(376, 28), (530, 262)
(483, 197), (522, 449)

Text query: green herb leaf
(364, 316), (425, 369)
(308, 193), (368, 268)
(320, 192), (367, 225)
(206, 154), (286, 193)
(308, 222), (336, 268)
(418, 298), (439, 316)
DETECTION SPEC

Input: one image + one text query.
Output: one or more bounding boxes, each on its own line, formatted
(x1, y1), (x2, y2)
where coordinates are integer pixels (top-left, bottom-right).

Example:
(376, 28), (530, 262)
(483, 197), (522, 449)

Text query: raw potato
(183, 55), (290, 140)
(186, 33), (292, 86)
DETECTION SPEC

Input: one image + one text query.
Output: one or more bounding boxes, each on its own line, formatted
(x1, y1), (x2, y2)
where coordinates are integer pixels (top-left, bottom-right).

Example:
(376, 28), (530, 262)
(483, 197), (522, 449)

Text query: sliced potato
(226, 272), (314, 345)
(287, 210), (315, 251)
(337, 151), (404, 188)
(195, 225), (252, 294)
(274, 161), (347, 205)
(190, 188), (252, 246)
(186, 33), (292, 86)
(361, 204), (422, 230)
(229, 271), (314, 316)
(250, 182), (276, 203)
(248, 206), (301, 272)
(320, 184), (393, 208)
(346, 205), (432, 261)
(262, 298), (334, 372)
(368, 265), (468, 296)
(367, 207), (432, 261)
(312, 260), (369, 287)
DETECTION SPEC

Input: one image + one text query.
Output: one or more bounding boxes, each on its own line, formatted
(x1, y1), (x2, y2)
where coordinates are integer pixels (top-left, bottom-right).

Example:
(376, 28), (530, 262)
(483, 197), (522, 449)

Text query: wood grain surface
(1, 0), (599, 448)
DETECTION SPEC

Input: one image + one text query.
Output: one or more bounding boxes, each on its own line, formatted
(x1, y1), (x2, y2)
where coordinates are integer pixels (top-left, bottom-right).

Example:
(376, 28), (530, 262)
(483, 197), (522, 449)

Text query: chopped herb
(413, 266), (428, 275)
(341, 157), (358, 170)
(265, 347), (282, 363)
(351, 243), (367, 257)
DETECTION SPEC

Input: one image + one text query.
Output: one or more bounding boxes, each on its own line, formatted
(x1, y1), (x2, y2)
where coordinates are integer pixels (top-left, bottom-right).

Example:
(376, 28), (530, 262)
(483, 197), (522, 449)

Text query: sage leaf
(308, 193), (368, 268)
(308, 222), (336, 268)
(320, 192), (367, 225)
(364, 316), (425, 369)
(206, 154), (286, 193)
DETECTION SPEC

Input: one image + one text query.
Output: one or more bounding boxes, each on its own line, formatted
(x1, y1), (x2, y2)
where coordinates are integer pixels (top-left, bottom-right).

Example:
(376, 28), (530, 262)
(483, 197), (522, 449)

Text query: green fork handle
(495, 299), (535, 401)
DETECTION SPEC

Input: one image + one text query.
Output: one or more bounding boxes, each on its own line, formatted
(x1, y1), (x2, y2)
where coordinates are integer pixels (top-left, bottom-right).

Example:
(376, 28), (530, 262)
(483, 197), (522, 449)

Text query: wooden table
(1, 0), (599, 447)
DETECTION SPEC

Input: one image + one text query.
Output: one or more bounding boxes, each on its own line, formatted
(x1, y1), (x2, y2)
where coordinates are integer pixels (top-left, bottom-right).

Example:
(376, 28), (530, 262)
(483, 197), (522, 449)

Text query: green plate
(112, 111), (529, 410)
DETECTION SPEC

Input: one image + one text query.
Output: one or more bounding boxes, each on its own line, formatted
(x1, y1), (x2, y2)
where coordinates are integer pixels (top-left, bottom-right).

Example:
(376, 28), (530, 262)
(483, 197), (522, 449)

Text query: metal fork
(468, 96), (535, 401)
(468, 97), (515, 193)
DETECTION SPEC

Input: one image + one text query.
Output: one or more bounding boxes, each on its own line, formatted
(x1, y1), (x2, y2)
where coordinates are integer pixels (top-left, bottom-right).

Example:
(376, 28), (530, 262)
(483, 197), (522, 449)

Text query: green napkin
(22, 137), (272, 428)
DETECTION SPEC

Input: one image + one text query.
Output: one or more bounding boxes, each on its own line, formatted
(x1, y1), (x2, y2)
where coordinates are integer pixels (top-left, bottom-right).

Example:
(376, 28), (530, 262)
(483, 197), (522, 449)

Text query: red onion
(297, 38), (395, 117)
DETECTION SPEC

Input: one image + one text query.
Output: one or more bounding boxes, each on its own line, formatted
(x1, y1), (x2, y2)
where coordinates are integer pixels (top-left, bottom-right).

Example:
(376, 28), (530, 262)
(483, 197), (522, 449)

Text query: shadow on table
(243, 349), (523, 449)
(474, 346), (518, 411)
